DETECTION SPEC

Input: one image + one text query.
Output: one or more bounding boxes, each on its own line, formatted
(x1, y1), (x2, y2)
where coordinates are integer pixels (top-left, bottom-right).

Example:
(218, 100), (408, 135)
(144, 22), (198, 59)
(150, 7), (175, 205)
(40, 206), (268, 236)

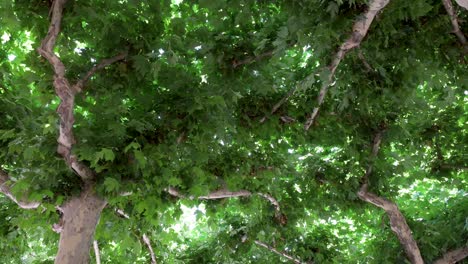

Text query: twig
(441, 0), (467, 46)
(357, 130), (424, 264)
(434, 246), (468, 264)
(93, 240), (101, 264)
(37, 0), (126, 181)
(254, 240), (306, 264)
(304, 0), (391, 130)
(142, 234), (157, 264)
(0, 169), (40, 209)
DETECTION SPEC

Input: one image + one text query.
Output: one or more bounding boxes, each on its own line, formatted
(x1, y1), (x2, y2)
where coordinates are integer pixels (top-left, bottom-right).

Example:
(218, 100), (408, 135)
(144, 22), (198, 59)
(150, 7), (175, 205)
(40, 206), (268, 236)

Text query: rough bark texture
(358, 131), (424, 264)
(357, 187), (423, 264)
(434, 246), (468, 264)
(55, 189), (107, 264)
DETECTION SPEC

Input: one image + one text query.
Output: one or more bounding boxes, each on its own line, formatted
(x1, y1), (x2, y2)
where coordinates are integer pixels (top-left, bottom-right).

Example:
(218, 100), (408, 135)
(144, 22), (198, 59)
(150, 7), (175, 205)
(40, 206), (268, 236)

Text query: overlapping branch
(0, 169), (40, 209)
(304, 0), (391, 130)
(357, 130), (424, 264)
(37, 0), (126, 181)
(254, 240), (307, 264)
(434, 246), (468, 264)
(441, 0), (467, 48)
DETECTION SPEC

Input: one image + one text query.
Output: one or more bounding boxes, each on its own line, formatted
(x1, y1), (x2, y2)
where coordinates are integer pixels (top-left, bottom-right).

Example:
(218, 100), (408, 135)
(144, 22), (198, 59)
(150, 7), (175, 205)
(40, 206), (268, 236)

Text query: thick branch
(142, 234), (157, 264)
(0, 169), (40, 209)
(37, 0), (126, 182)
(357, 131), (423, 264)
(304, 0), (391, 130)
(93, 240), (101, 264)
(434, 246), (468, 264)
(442, 0), (467, 46)
(254, 240), (306, 264)
(454, 0), (468, 10)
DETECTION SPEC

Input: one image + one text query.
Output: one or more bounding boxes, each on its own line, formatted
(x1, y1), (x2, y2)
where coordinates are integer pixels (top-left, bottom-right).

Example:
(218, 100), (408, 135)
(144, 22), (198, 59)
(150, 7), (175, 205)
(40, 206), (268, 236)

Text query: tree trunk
(55, 189), (107, 264)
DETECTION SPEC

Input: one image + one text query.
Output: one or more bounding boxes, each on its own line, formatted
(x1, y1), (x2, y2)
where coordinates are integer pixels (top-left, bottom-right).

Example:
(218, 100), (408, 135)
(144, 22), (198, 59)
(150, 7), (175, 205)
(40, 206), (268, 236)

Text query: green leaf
(103, 177), (120, 192)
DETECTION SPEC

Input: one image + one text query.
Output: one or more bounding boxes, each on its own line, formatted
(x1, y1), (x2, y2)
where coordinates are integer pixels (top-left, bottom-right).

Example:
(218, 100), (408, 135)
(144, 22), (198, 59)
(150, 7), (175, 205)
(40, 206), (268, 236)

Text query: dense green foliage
(0, 0), (467, 263)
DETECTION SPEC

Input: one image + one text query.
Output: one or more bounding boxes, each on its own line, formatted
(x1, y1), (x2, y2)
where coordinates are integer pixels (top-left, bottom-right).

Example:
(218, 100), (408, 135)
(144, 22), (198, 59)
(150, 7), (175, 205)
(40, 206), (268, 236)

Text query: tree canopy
(0, 0), (467, 263)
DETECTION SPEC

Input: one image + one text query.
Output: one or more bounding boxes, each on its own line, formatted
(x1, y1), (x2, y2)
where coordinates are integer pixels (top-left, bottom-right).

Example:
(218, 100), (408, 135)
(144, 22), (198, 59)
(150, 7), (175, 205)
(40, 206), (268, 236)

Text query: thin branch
(113, 210), (157, 263)
(261, 72), (315, 123)
(232, 50), (275, 69)
(73, 51), (128, 92)
(93, 240), (101, 264)
(0, 169), (40, 209)
(434, 246), (468, 264)
(357, 131), (423, 264)
(441, 0), (467, 46)
(115, 208), (130, 219)
(357, 49), (374, 72)
(142, 234), (157, 264)
(37, 0), (126, 181)
(167, 187), (286, 224)
(199, 189), (252, 199)
(254, 240), (307, 264)
(304, 0), (391, 130)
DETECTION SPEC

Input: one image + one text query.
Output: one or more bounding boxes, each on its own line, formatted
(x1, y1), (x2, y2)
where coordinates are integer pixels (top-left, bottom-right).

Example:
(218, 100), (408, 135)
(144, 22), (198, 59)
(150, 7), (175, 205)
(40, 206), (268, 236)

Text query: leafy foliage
(0, 0), (466, 263)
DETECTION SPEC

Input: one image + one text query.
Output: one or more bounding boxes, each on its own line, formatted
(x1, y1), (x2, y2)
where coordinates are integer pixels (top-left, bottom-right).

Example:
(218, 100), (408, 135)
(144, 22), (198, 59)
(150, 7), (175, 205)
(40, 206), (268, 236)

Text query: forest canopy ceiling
(0, 0), (467, 263)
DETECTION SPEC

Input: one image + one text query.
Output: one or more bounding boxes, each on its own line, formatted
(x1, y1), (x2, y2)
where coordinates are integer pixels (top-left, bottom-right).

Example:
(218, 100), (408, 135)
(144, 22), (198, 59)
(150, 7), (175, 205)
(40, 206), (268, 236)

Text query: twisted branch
(37, 0), (126, 181)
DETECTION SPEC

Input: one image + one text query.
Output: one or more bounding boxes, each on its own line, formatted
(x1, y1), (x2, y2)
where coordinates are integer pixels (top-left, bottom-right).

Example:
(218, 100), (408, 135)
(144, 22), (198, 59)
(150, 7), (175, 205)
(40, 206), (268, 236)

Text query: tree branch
(357, 49), (374, 72)
(0, 169), (40, 209)
(441, 0), (467, 47)
(454, 0), (468, 10)
(199, 189), (252, 199)
(166, 187), (286, 224)
(304, 0), (391, 130)
(254, 240), (307, 264)
(232, 50), (275, 69)
(261, 72), (316, 123)
(93, 240), (101, 264)
(434, 246), (468, 264)
(357, 131), (423, 264)
(142, 233), (157, 264)
(73, 51), (128, 92)
(37, 0), (126, 182)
